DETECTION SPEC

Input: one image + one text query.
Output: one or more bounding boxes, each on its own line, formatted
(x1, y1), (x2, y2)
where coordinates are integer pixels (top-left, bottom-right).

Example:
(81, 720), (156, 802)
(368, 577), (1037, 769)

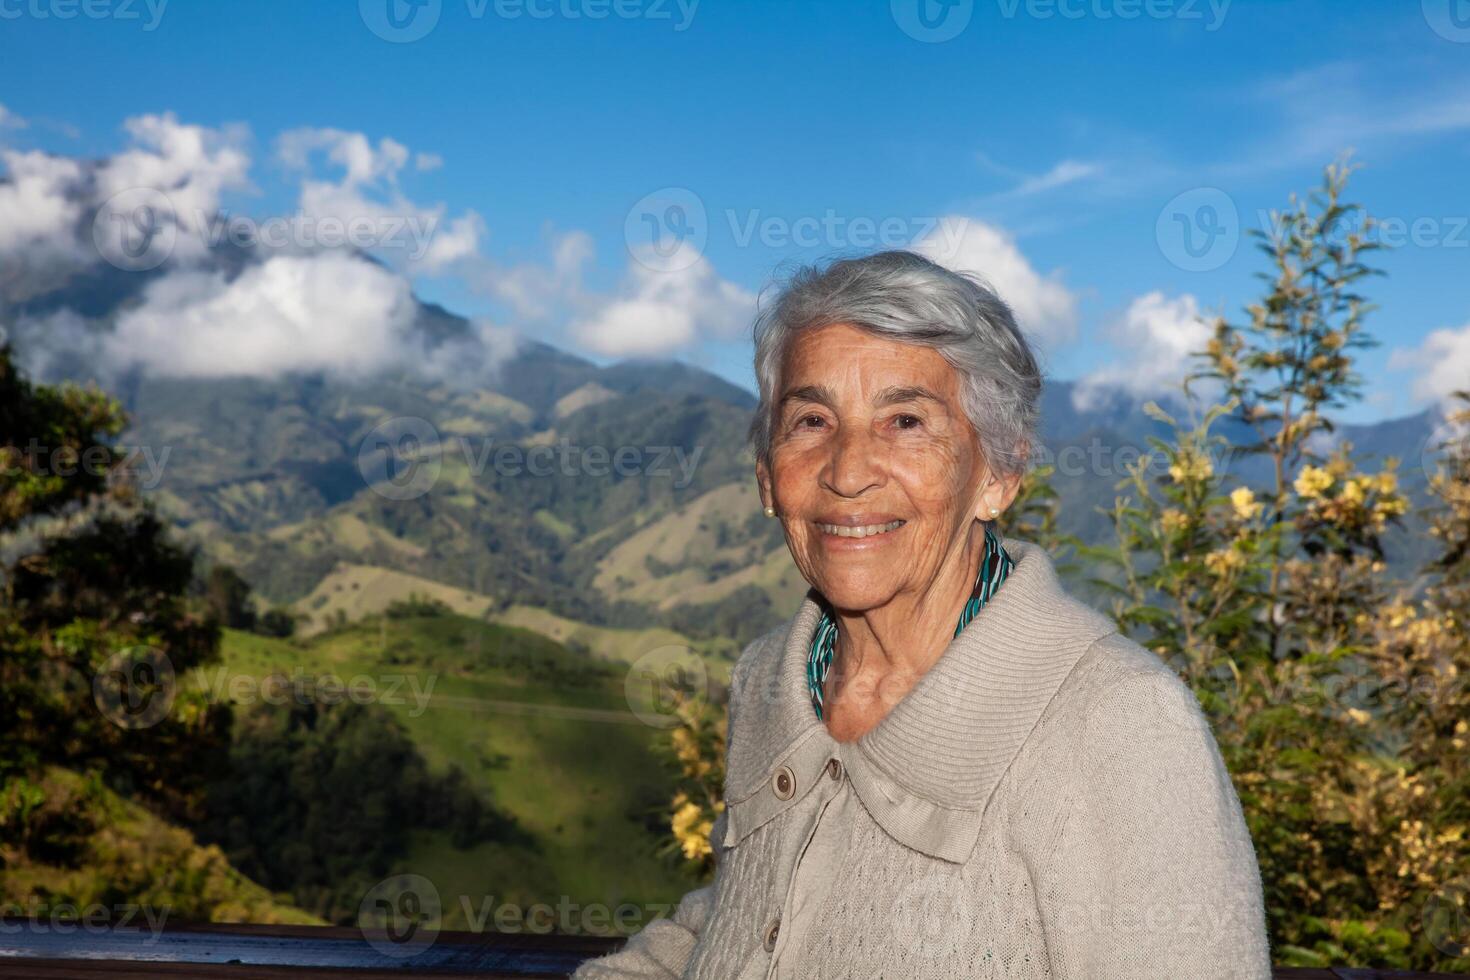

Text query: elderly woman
(576, 251), (1270, 979)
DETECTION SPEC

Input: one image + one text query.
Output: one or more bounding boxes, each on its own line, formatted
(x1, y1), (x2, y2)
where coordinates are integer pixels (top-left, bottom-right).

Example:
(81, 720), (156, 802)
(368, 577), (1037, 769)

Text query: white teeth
(816, 520), (905, 539)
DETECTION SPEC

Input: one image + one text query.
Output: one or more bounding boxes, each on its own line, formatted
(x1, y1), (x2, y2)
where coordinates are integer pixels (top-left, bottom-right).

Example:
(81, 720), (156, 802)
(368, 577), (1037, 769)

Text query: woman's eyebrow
(778, 384), (835, 409)
(873, 384), (943, 407)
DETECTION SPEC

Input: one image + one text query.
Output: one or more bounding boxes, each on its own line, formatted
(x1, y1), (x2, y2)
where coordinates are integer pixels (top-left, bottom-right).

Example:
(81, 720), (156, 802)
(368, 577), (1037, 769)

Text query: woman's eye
(894, 414), (922, 430)
(797, 414), (826, 428)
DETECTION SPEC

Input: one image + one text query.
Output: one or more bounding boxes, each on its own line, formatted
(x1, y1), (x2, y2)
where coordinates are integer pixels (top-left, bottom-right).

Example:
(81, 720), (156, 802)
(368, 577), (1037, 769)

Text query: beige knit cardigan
(575, 539), (1272, 979)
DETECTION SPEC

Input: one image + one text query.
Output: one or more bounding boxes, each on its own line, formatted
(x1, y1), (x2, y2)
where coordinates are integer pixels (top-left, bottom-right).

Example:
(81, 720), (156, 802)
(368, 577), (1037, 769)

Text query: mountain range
(5, 249), (1446, 650)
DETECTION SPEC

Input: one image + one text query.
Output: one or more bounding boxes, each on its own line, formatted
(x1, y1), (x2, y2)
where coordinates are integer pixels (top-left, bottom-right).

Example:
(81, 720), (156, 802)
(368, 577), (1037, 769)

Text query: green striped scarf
(806, 526), (1014, 720)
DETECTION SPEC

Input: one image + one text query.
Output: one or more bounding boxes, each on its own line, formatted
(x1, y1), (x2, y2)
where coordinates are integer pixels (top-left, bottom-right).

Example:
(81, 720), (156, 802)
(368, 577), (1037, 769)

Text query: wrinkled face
(757, 322), (1014, 613)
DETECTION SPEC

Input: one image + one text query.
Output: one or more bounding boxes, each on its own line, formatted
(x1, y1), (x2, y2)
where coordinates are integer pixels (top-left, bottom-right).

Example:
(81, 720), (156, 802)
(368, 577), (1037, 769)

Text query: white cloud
(93, 113), (253, 264)
(1389, 322), (1470, 406)
(104, 252), (418, 379)
(1219, 62), (1470, 179)
(468, 233), (754, 358)
(1009, 160), (1101, 198)
(571, 243), (756, 357)
(0, 149), (85, 259)
(1072, 291), (1211, 411)
(0, 103), (26, 130)
(483, 230), (595, 321)
(97, 113), (251, 220)
(912, 217), (1078, 346)
(0, 113), (521, 385)
(0, 112), (252, 281)
(419, 316), (522, 386)
(276, 126), (481, 274)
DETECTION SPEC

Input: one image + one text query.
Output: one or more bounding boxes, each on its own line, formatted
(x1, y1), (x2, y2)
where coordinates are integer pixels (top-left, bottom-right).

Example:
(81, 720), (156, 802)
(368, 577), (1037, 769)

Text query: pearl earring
(764, 506), (776, 518)
(989, 507), (1000, 517)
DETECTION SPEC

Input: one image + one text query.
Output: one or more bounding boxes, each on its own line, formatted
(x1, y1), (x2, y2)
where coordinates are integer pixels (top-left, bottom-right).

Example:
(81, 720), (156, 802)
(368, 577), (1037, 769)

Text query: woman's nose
(821, 426), (884, 498)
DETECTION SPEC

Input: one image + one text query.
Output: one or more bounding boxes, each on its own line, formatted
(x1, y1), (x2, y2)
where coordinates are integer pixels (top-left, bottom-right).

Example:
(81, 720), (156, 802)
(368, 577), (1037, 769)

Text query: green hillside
(1, 767), (320, 927)
(208, 614), (699, 929)
(109, 318), (1441, 650)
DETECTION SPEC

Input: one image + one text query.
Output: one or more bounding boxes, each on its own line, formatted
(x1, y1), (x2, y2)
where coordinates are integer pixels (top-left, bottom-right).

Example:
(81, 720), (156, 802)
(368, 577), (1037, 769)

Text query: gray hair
(748, 250), (1042, 479)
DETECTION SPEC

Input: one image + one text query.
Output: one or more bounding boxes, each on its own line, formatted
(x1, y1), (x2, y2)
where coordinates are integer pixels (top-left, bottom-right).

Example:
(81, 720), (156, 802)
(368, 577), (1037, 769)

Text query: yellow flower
(1230, 486), (1262, 520)
(1204, 548), (1246, 576)
(1377, 495), (1409, 517)
(1375, 470), (1398, 494)
(1384, 603), (1416, 630)
(1168, 452), (1214, 484)
(1340, 478), (1367, 505)
(1161, 509), (1189, 533)
(1294, 465), (1334, 499)
(671, 794), (714, 861)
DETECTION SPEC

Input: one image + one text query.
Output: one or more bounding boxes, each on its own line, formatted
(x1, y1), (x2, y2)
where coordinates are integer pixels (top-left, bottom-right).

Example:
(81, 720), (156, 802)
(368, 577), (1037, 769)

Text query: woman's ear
(755, 457), (773, 512)
(977, 469), (1024, 521)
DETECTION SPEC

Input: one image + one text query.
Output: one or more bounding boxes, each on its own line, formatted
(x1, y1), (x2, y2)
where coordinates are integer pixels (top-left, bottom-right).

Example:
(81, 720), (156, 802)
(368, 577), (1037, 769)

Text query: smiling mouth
(815, 519), (906, 539)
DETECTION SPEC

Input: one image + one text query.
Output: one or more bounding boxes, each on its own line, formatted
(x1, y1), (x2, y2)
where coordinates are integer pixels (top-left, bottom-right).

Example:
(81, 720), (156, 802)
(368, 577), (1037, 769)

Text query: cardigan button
(825, 758), (842, 781)
(771, 766), (795, 800)
(762, 915), (781, 951)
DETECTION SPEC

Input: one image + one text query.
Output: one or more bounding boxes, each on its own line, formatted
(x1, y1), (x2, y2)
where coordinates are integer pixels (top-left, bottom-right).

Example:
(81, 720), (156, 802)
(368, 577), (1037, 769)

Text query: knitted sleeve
(570, 808), (725, 979)
(1031, 637), (1273, 979)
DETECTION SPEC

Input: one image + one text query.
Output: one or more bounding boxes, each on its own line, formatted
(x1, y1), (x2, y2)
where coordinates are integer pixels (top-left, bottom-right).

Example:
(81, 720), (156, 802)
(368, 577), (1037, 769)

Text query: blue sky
(2, 0), (1468, 421)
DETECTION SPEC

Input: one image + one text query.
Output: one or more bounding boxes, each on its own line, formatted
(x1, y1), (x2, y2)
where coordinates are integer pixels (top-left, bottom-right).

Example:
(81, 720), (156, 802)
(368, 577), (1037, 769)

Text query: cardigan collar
(722, 538), (1117, 864)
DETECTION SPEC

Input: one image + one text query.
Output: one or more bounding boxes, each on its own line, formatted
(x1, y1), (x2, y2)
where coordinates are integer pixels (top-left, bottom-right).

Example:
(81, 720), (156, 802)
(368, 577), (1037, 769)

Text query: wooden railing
(0, 920), (1464, 978)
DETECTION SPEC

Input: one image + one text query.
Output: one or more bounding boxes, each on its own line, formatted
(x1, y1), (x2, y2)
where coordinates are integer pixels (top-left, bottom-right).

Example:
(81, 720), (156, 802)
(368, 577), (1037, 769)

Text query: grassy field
(211, 615), (699, 931)
(291, 563), (498, 634)
(289, 559), (744, 672)
(588, 481), (806, 618)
